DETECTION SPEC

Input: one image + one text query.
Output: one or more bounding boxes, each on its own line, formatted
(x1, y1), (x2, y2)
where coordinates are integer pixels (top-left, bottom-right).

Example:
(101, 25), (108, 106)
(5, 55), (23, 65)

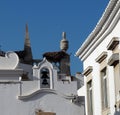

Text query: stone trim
(95, 52), (107, 63)
(107, 37), (119, 50)
(108, 53), (119, 66)
(86, 74), (92, 83)
(83, 66), (93, 76)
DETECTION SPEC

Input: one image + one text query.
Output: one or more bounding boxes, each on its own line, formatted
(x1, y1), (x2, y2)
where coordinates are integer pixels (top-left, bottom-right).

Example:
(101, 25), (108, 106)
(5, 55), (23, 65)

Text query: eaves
(76, 0), (120, 61)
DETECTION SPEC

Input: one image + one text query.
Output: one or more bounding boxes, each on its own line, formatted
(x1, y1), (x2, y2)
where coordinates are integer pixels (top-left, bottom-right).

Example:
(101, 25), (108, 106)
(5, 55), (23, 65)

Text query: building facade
(0, 25), (85, 115)
(76, 0), (120, 115)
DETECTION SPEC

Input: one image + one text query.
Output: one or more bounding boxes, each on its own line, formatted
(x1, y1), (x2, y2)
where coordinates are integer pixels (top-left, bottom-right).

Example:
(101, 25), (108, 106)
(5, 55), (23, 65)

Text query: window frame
(87, 80), (93, 115)
(101, 67), (109, 109)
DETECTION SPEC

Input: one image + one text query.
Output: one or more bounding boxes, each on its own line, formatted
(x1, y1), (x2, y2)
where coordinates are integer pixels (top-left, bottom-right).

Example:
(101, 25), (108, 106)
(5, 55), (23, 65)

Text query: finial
(26, 24), (28, 33)
(60, 32), (69, 52)
(62, 32), (66, 39)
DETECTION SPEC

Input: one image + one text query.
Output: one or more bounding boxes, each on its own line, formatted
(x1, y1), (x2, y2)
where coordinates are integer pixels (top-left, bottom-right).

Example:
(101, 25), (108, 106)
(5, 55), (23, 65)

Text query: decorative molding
(76, 0), (120, 61)
(18, 89), (75, 100)
(0, 69), (23, 81)
(0, 81), (21, 84)
(95, 52), (107, 63)
(33, 58), (53, 69)
(33, 58), (54, 89)
(108, 53), (119, 66)
(83, 66), (93, 76)
(0, 51), (19, 69)
(107, 37), (119, 50)
(0, 69), (23, 75)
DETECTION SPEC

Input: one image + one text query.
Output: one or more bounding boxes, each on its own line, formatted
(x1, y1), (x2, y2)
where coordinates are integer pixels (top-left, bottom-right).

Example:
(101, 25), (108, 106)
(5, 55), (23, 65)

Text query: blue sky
(0, 0), (109, 75)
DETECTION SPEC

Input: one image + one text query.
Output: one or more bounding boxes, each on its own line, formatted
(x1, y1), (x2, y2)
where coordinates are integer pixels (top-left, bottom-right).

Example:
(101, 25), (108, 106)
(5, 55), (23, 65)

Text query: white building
(0, 26), (85, 115)
(76, 0), (120, 115)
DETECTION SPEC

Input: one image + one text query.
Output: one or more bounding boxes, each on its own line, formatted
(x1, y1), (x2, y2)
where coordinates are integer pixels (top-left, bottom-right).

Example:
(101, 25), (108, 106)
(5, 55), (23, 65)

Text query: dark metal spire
(24, 24), (33, 65)
(24, 24), (31, 47)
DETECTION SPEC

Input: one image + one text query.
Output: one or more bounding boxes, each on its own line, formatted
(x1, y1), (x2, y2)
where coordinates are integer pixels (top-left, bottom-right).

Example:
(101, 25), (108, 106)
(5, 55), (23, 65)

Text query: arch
(40, 67), (50, 88)
(39, 65), (53, 89)
(33, 58), (54, 89)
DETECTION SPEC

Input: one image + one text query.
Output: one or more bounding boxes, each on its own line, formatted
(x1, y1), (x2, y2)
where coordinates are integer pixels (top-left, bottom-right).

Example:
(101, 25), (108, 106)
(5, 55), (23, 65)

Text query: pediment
(33, 58), (53, 70)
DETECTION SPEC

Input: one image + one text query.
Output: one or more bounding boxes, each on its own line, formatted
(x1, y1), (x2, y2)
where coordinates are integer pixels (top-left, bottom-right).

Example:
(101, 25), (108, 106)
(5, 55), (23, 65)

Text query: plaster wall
(53, 69), (78, 95)
(22, 71), (78, 96)
(0, 83), (84, 115)
(77, 86), (85, 96)
(83, 19), (120, 115)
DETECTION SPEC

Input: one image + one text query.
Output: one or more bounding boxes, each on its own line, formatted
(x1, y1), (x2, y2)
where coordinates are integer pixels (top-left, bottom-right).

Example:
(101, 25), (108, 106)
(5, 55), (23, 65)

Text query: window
(101, 67), (109, 109)
(87, 80), (93, 115)
(114, 64), (120, 99)
(40, 68), (50, 88)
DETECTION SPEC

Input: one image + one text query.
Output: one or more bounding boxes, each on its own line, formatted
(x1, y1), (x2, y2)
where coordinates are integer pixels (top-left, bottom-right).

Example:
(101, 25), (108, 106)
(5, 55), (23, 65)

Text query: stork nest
(43, 51), (69, 63)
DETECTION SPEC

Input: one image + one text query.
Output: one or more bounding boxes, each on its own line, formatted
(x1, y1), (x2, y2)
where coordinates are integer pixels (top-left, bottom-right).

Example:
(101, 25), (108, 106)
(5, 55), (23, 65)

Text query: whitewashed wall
(0, 82), (85, 115)
(83, 18), (120, 115)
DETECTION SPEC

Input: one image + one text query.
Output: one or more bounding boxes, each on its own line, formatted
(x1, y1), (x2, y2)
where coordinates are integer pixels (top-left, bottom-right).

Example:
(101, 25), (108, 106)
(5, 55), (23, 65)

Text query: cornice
(0, 69), (23, 75)
(95, 52), (107, 63)
(18, 89), (75, 100)
(76, 0), (120, 61)
(107, 37), (119, 50)
(83, 66), (93, 76)
(108, 53), (119, 66)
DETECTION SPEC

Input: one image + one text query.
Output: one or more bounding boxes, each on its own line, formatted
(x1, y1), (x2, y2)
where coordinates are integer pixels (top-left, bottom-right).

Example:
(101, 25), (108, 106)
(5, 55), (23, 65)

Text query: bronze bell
(42, 79), (48, 85)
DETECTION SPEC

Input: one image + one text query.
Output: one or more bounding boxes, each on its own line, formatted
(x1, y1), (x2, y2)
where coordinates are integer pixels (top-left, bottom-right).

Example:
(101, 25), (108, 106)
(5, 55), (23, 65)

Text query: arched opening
(40, 68), (50, 88)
